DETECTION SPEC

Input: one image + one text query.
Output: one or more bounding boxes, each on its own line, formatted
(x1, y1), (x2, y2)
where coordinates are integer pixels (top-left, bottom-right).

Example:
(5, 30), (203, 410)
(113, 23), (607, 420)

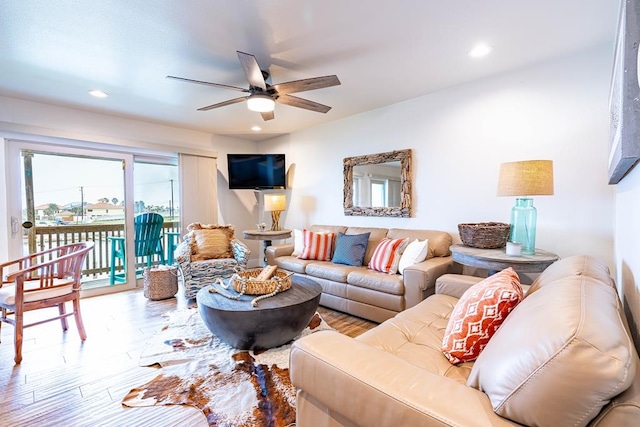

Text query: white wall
(614, 165), (640, 351)
(264, 47), (615, 269)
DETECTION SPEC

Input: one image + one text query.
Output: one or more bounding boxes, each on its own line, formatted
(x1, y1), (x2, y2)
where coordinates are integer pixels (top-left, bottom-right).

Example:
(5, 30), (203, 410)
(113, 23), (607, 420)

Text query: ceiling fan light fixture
(247, 94), (275, 112)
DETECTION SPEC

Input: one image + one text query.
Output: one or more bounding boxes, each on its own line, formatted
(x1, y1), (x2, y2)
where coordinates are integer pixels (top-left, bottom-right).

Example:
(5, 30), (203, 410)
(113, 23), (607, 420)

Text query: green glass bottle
(509, 198), (537, 255)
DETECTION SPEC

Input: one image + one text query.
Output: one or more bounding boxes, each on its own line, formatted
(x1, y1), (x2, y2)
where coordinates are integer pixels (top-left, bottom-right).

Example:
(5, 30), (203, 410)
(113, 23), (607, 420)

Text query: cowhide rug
(122, 307), (332, 427)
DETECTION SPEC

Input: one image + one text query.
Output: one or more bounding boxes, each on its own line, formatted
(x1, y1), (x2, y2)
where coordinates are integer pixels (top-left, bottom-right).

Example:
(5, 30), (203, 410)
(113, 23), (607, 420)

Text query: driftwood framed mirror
(343, 149), (412, 217)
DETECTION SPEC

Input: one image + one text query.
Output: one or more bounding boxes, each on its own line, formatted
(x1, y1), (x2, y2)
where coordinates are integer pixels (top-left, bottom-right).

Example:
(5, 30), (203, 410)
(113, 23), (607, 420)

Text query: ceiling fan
(167, 51), (341, 121)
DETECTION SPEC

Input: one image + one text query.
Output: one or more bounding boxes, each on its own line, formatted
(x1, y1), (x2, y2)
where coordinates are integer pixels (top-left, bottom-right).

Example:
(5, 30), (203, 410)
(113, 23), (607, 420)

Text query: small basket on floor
(458, 222), (511, 249)
(143, 266), (179, 300)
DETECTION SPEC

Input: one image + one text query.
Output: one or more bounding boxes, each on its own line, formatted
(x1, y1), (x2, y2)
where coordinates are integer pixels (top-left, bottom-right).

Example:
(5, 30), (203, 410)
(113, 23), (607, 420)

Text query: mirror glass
(343, 149), (412, 217)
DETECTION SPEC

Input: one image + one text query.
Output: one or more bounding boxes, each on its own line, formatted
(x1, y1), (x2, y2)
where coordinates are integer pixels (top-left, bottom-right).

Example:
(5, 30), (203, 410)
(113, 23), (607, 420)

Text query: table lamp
(264, 194), (286, 231)
(497, 160), (554, 255)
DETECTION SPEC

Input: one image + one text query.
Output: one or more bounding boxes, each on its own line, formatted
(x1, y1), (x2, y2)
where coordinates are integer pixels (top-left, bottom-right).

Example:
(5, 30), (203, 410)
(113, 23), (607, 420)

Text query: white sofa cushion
(398, 238), (429, 274)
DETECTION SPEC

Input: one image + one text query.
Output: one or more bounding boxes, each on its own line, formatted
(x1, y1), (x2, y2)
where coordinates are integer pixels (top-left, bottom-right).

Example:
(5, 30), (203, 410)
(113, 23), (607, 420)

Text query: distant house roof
(86, 203), (124, 210)
(35, 203), (63, 210)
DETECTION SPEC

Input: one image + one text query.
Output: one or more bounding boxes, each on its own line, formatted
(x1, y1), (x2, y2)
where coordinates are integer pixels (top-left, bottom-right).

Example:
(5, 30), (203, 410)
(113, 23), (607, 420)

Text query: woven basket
(458, 222), (511, 249)
(232, 268), (292, 295)
(143, 266), (178, 300)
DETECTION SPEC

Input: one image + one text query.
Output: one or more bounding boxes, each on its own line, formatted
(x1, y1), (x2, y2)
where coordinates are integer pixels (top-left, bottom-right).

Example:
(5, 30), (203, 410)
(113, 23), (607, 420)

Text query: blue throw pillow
(331, 232), (370, 266)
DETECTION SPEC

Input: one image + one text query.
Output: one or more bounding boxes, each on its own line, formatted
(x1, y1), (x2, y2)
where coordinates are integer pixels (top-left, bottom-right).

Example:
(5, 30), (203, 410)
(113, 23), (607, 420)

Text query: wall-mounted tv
(227, 153), (286, 190)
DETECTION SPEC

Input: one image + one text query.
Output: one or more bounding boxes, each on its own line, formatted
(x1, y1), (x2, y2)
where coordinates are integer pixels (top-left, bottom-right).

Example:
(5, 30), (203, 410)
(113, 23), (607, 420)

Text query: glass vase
(509, 198), (537, 255)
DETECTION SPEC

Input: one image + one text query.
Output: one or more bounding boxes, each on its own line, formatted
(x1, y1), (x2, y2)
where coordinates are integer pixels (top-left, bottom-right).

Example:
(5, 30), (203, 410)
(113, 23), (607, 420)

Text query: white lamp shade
(264, 194), (286, 211)
(247, 94), (275, 112)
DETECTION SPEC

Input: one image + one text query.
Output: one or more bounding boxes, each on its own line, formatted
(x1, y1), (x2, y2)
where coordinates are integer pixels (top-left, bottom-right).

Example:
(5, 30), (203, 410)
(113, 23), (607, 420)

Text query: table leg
(166, 232), (180, 265)
(262, 240), (273, 266)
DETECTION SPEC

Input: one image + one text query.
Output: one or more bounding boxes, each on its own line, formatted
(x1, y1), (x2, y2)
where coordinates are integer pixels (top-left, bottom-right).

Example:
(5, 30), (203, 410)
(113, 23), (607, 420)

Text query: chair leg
(109, 241), (117, 285)
(58, 302), (69, 331)
(73, 297), (87, 341)
(14, 312), (23, 364)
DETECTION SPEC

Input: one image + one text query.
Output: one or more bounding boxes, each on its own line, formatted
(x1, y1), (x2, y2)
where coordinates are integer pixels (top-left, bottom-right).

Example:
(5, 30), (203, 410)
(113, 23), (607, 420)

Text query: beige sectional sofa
(290, 255), (640, 426)
(265, 225), (461, 323)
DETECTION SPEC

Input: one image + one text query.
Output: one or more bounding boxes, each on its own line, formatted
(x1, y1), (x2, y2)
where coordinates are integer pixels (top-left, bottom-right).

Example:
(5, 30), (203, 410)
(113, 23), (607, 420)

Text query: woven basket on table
(458, 222), (511, 249)
(231, 268), (292, 295)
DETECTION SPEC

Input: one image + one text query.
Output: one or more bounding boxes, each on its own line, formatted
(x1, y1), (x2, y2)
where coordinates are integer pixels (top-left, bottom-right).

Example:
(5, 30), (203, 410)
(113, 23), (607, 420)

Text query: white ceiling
(1, 1), (619, 142)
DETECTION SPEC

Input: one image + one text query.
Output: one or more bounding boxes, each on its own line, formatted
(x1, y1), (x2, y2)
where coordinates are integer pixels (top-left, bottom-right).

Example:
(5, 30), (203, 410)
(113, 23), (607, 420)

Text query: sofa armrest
(266, 243), (294, 265)
(436, 274), (484, 298)
(291, 331), (518, 427)
(435, 273), (532, 298)
(402, 256), (462, 309)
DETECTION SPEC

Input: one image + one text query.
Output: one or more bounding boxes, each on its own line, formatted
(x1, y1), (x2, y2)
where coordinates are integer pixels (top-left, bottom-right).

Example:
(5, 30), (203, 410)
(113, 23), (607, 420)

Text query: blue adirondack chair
(109, 213), (165, 284)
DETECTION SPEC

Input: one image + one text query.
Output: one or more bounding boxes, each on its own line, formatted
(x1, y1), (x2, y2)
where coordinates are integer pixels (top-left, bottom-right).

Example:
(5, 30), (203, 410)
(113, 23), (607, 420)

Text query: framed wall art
(608, 0), (640, 184)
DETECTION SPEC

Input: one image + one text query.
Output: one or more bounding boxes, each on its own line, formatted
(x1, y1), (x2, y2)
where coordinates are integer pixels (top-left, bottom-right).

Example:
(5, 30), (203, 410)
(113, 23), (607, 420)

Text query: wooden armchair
(0, 242), (94, 364)
(108, 212), (165, 284)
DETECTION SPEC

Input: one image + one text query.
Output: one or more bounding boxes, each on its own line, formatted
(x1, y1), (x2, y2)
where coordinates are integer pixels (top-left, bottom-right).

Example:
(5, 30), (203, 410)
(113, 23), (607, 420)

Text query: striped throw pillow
(298, 230), (335, 261)
(368, 237), (409, 274)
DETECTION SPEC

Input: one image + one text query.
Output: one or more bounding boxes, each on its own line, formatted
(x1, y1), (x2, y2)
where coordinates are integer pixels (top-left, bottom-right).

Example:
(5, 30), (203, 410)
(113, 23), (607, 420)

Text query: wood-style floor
(0, 287), (377, 426)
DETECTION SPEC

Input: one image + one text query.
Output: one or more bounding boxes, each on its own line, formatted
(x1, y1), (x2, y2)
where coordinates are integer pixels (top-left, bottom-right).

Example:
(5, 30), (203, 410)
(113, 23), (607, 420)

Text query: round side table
(450, 244), (559, 276)
(243, 229), (292, 266)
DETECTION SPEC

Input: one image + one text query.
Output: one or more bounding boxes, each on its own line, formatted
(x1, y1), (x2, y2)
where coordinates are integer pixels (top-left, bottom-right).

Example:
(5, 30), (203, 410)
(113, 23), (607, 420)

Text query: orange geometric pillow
(298, 230), (335, 261)
(442, 268), (523, 364)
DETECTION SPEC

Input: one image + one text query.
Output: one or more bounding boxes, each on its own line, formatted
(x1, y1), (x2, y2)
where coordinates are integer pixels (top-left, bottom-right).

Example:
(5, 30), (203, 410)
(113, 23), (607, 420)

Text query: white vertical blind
(178, 154), (217, 231)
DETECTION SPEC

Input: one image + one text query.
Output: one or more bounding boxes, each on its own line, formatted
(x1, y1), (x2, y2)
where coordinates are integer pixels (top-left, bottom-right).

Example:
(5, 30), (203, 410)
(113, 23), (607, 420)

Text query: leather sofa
(265, 225), (461, 323)
(290, 255), (640, 426)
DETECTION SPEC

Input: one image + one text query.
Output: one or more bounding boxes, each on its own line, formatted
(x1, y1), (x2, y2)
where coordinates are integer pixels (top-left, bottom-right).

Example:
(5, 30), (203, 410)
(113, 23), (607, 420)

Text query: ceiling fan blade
(166, 75), (249, 93)
(276, 94), (332, 113)
(261, 111), (275, 121)
(272, 75), (341, 95)
(237, 51), (267, 91)
(197, 96), (248, 111)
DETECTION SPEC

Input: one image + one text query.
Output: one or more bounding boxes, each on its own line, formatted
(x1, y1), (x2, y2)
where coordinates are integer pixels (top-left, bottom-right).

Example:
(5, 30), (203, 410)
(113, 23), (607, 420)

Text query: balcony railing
(31, 221), (180, 279)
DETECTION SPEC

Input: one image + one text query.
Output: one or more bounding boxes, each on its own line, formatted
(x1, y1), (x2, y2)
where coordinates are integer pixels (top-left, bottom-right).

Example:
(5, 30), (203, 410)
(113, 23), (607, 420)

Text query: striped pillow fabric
(298, 230), (335, 261)
(368, 237), (410, 274)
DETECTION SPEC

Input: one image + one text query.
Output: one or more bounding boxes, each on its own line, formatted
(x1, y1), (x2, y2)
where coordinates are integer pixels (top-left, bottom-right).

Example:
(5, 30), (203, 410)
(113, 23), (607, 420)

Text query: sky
(24, 153), (178, 208)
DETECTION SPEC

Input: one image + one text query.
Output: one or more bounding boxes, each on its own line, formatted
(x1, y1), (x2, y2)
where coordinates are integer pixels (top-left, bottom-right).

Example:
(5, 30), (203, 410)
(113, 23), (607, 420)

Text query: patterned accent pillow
(368, 237), (410, 274)
(442, 268), (523, 364)
(298, 230), (335, 261)
(331, 232), (371, 266)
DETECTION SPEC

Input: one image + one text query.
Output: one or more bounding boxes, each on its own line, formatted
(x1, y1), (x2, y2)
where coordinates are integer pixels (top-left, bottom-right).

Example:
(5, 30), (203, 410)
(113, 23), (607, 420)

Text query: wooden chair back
(0, 241), (95, 363)
(133, 212), (164, 257)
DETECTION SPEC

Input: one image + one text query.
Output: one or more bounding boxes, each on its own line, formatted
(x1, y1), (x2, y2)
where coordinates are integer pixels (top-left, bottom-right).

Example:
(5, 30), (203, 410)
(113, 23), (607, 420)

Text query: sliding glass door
(7, 141), (182, 296)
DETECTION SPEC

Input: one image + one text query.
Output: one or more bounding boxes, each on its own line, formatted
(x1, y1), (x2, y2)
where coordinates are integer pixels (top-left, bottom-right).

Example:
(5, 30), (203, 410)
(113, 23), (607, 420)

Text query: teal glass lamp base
(509, 198), (537, 255)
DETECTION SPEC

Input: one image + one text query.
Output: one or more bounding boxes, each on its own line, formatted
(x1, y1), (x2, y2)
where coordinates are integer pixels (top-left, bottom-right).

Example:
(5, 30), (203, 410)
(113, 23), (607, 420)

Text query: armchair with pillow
(174, 223), (251, 299)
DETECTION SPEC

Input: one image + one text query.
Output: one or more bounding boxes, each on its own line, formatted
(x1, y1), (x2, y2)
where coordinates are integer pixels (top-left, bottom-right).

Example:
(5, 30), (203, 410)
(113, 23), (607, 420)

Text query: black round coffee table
(196, 274), (322, 350)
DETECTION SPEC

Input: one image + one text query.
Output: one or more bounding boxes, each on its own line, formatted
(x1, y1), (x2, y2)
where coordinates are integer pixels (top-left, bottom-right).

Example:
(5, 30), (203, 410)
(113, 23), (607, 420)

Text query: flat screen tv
(227, 153), (286, 190)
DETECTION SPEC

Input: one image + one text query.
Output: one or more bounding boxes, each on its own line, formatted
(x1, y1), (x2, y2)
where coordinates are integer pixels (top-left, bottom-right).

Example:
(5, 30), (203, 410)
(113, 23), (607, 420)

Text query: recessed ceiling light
(88, 90), (108, 98)
(251, 126), (262, 132)
(468, 44), (493, 58)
